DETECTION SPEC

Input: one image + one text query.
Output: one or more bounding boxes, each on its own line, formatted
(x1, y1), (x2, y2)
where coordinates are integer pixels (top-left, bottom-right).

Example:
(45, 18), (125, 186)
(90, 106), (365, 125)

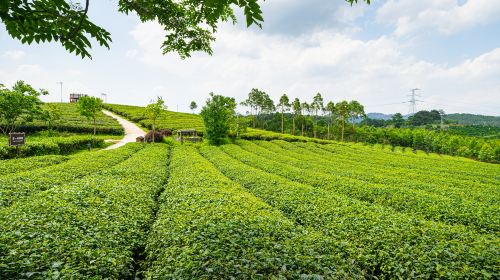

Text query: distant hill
(445, 114), (500, 127)
(366, 113), (393, 120)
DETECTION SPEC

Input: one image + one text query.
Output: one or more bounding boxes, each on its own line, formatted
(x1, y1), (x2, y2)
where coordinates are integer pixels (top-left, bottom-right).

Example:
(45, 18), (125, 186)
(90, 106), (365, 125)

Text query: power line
(367, 101), (408, 108)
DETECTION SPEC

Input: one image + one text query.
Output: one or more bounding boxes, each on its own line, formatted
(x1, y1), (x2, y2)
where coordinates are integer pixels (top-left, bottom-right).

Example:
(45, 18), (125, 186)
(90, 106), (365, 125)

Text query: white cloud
(376, 0), (500, 36)
(2, 50), (26, 60)
(127, 21), (500, 115)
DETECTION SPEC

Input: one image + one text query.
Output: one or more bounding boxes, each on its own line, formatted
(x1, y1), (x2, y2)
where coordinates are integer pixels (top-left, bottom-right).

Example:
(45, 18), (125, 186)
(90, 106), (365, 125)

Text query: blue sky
(1, 0), (499, 115)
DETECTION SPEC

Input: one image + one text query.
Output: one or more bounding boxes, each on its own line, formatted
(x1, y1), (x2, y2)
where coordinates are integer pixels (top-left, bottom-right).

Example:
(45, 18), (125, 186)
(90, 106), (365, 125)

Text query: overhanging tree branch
(64, 0), (90, 42)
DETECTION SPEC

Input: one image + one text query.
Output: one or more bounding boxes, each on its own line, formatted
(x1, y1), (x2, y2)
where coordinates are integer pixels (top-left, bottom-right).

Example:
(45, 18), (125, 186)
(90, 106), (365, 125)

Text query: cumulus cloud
(376, 0), (500, 36)
(127, 21), (500, 114)
(1, 50), (26, 60)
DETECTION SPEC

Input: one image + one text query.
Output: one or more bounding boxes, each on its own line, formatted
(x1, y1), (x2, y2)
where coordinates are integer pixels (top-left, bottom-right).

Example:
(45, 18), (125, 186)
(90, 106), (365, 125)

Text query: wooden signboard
(9, 132), (26, 146)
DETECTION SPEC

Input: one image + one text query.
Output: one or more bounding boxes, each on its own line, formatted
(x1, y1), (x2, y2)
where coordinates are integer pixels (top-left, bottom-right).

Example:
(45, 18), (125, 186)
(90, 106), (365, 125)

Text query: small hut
(176, 129), (202, 143)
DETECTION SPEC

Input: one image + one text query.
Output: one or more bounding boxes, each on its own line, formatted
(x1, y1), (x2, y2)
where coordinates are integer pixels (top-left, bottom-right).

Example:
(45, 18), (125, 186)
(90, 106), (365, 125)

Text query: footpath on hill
(102, 110), (145, 150)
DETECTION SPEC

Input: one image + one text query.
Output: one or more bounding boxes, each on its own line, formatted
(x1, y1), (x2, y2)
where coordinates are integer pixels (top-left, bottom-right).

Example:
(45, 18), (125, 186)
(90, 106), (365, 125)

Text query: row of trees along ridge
(241, 89), (365, 142)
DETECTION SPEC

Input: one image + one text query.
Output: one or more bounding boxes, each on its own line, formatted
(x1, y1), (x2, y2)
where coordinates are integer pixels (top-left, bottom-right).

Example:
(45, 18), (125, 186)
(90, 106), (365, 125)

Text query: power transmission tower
(408, 88), (422, 115)
(57, 82), (63, 102)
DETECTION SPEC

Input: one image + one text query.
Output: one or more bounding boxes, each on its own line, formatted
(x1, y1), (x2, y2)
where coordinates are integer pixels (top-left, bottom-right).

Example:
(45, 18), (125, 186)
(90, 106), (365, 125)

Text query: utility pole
(408, 88), (422, 115)
(101, 93), (107, 103)
(57, 82), (63, 102)
(439, 109), (445, 130)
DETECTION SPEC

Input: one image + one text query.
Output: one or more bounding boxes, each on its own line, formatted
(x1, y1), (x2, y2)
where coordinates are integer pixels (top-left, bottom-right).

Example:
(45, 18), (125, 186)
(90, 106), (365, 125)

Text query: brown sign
(9, 132), (26, 146)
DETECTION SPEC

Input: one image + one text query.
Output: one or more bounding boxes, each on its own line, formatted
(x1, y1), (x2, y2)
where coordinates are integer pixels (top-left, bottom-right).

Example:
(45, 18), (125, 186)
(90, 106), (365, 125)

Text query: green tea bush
(199, 145), (499, 279)
(0, 144), (169, 279)
(144, 146), (363, 278)
(104, 104), (204, 133)
(226, 141), (499, 232)
(0, 135), (106, 159)
(0, 155), (68, 177)
(0, 143), (143, 208)
(15, 103), (123, 135)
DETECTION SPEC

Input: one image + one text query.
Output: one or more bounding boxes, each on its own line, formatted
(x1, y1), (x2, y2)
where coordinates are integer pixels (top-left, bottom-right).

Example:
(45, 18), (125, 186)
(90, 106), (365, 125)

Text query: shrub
(144, 130), (164, 143)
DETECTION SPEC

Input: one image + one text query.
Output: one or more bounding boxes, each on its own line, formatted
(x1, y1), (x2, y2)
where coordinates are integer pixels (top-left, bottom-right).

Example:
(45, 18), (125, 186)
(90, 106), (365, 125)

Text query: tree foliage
(189, 101), (198, 113)
(0, 81), (47, 135)
(40, 103), (62, 135)
(277, 94), (290, 134)
(146, 96), (167, 143)
(0, 0), (370, 59)
(77, 96), (103, 135)
(391, 113), (405, 128)
(201, 93), (236, 145)
(335, 101), (350, 141)
(241, 88), (274, 129)
(408, 110), (441, 126)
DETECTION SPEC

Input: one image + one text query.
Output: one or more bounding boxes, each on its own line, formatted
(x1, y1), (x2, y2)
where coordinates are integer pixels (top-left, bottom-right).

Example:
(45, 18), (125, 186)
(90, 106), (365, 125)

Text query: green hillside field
(0, 103), (124, 159)
(1, 132), (498, 278)
(104, 103), (204, 132)
(18, 103), (124, 135)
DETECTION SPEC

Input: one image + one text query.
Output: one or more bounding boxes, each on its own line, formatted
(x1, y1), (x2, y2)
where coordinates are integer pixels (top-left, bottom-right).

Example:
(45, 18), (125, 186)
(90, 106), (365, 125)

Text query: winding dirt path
(102, 110), (145, 150)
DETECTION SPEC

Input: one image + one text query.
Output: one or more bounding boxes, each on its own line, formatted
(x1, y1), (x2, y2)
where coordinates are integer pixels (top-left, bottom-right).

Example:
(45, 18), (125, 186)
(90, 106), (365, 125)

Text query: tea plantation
(104, 104), (205, 132)
(0, 134), (498, 278)
(20, 103), (124, 135)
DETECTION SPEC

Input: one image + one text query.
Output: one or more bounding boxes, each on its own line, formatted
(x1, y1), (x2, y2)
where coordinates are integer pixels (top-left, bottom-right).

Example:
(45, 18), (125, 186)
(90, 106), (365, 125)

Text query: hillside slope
(104, 104), (204, 132)
(19, 103), (123, 135)
(446, 113), (500, 127)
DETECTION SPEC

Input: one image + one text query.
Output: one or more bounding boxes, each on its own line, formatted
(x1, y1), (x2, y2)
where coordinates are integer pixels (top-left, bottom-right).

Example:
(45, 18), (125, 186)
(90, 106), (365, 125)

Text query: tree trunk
(252, 107), (256, 128)
(301, 119), (304, 137)
(93, 116), (96, 135)
(292, 117), (295, 135)
(341, 120), (345, 142)
(152, 121), (155, 143)
(281, 111), (284, 134)
(331, 114), (334, 140)
(313, 113), (317, 138)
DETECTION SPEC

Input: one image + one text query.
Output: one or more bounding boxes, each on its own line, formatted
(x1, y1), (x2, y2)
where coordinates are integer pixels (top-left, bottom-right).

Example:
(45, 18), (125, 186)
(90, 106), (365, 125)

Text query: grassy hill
(1, 105), (498, 279)
(0, 103), (123, 159)
(104, 104), (204, 132)
(18, 103), (124, 135)
(446, 113), (500, 127)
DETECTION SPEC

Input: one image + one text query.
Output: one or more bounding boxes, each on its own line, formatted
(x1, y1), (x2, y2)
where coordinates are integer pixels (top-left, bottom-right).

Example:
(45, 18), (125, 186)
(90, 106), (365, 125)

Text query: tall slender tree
(259, 93), (275, 129)
(242, 88), (263, 128)
(311, 93), (324, 138)
(292, 98), (301, 135)
(348, 100), (365, 136)
(77, 96), (103, 136)
(277, 94), (290, 134)
(300, 102), (310, 136)
(335, 100), (350, 142)
(325, 101), (335, 140)
(146, 96), (167, 143)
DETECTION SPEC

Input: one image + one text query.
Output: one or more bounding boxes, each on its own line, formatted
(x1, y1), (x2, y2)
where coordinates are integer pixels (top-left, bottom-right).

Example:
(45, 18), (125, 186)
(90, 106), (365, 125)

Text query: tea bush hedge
(0, 155), (68, 176)
(144, 146), (363, 278)
(199, 145), (499, 279)
(0, 144), (169, 279)
(0, 135), (107, 159)
(0, 143), (143, 208)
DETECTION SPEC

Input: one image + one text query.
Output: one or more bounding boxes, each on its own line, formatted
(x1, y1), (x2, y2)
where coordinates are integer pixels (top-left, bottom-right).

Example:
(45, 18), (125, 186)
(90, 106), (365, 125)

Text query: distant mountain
(366, 113), (393, 120)
(445, 114), (500, 127)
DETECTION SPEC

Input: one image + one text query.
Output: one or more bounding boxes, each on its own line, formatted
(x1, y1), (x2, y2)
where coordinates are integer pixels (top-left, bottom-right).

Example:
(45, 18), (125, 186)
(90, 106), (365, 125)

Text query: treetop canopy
(0, 0), (369, 59)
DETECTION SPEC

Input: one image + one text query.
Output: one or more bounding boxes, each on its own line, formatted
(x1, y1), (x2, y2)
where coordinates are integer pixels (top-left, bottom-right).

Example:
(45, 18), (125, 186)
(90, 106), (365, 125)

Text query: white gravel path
(102, 110), (145, 150)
